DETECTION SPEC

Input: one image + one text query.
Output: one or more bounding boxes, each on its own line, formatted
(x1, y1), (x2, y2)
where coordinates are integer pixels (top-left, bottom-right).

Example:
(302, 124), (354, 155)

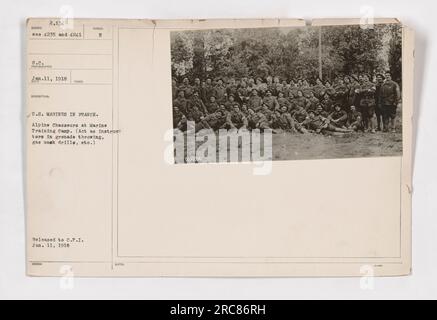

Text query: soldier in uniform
(247, 108), (271, 131)
(214, 79), (227, 103)
(321, 93), (334, 113)
(277, 91), (291, 111)
(189, 91), (208, 115)
(333, 78), (349, 110)
(328, 104), (348, 128)
(173, 106), (187, 130)
(224, 104), (249, 130)
(292, 90), (311, 111)
(381, 71), (401, 132)
(178, 77), (193, 99)
(247, 89), (263, 112)
(224, 94), (239, 111)
(374, 73), (385, 131)
(357, 74), (377, 133)
(347, 105), (364, 132)
(275, 106), (296, 132)
(303, 110), (352, 134)
(200, 110), (227, 131)
(206, 96), (219, 114)
(307, 91), (320, 112)
(173, 90), (188, 115)
(262, 90), (280, 111)
(312, 78), (326, 99)
(291, 104), (309, 133)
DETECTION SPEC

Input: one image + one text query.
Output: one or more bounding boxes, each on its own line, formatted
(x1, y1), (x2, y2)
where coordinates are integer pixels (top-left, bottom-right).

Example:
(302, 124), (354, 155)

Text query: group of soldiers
(172, 71), (401, 135)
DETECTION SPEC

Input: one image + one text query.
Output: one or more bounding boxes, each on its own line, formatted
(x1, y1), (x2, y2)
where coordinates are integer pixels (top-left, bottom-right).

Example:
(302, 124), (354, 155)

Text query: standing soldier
(381, 71), (401, 133)
(204, 78), (215, 102)
(357, 74), (377, 133)
(374, 73), (385, 131)
(333, 78), (349, 110)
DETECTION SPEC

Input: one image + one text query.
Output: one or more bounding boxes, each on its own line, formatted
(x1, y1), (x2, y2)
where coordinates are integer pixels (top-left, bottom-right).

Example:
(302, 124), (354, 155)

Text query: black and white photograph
(171, 23), (403, 162)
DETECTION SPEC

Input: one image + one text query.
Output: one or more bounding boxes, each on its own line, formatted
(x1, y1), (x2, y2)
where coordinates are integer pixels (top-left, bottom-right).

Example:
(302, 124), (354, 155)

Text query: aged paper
(26, 18), (413, 277)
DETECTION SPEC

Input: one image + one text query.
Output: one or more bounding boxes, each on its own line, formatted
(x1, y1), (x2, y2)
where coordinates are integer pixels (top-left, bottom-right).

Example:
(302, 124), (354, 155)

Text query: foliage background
(171, 24), (402, 84)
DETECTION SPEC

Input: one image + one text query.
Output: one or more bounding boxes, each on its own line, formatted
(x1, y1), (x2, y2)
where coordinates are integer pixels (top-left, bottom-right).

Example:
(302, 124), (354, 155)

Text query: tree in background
(170, 24), (401, 83)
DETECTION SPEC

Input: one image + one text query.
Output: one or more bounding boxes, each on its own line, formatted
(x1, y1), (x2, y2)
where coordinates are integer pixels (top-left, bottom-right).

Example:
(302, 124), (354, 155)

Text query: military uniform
(262, 95), (279, 110)
(358, 81), (376, 130)
(247, 95), (263, 111)
(329, 109), (348, 128)
(225, 110), (248, 129)
(381, 79), (401, 131)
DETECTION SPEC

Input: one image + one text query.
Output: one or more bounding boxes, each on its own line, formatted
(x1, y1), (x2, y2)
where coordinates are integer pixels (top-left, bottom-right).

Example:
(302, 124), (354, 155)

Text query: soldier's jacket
(381, 80), (401, 106)
(329, 110), (348, 126)
(214, 85), (227, 102)
(187, 108), (204, 123)
(333, 84), (349, 100)
(262, 96), (279, 110)
(276, 111), (295, 129)
(224, 100), (239, 111)
(173, 109), (186, 128)
(226, 110), (248, 127)
(303, 115), (329, 131)
(189, 96), (208, 114)
(247, 95), (263, 111)
(248, 112), (270, 129)
(206, 101), (219, 113)
(375, 83), (384, 107)
(359, 81), (377, 100)
(226, 84), (238, 98)
(173, 97), (188, 114)
(288, 86), (299, 98)
(321, 97), (334, 113)
(348, 110), (362, 125)
(237, 87), (249, 101)
(178, 84), (193, 98)
(312, 84), (326, 99)
(202, 113), (226, 130)
(308, 97), (320, 111)
(292, 96), (311, 110)
(277, 97), (291, 110)
(204, 84), (215, 101)
(324, 86), (336, 97)
(292, 107), (308, 123)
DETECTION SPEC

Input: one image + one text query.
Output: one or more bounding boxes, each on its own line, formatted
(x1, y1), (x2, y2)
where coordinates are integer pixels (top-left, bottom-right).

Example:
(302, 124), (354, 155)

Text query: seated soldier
(291, 90), (311, 111)
(314, 105), (329, 118)
(247, 108), (271, 131)
(224, 94), (239, 111)
(262, 90), (279, 110)
(303, 110), (352, 134)
(189, 91), (208, 114)
(173, 106), (187, 129)
(173, 90), (188, 114)
(224, 104), (248, 130)
(206, 96), (219, 114)
(291, 105), (309, 134)
(328, 104), (348, 128)
(186, 105), (204, 123)
(277, 91), (291, 111)
(247, 89), (263, 111)
(199, 109), (227, 131)
(307, 91), (320, 112)
(275, 106), (296, 132)
(347, 105), (364, 132)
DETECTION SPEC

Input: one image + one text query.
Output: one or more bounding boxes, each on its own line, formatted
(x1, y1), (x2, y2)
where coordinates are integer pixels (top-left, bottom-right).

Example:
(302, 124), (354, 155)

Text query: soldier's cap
(228, 93), (235, 98)
(266, 90), (272, 94)
(376, 73), (385, 79)
(334, 103), (341, 108)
